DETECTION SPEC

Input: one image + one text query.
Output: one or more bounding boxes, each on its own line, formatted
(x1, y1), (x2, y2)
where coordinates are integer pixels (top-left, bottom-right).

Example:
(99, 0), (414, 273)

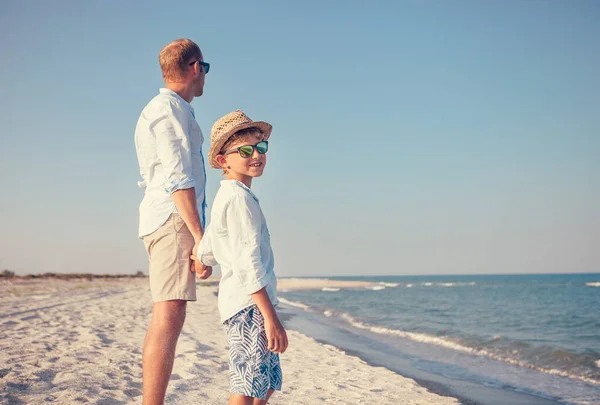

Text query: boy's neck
(226, 173), (253, 188)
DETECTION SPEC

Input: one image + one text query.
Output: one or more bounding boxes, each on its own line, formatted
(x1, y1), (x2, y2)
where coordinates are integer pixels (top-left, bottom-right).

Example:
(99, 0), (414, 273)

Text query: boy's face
(221, 135), (267, 180)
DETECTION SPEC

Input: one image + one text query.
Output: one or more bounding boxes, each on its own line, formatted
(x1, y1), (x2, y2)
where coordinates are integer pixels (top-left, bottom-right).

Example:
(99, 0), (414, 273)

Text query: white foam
(322, 287), (341, 292)
(278, 297), (311, 311)
(420, 282), (476, 287)
(280, 290), (598, 387)
(406, 284), (413, 288)
(380, 282), (400, 287)
(369, 285), (386, 291)
(337, 312), (600, 386)
(586, 282), (600, 287)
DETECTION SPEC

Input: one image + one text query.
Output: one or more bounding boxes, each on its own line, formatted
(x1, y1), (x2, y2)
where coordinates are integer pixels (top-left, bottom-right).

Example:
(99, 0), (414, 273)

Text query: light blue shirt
(199, 180), (278, 323)
(134, 88), (206, 237)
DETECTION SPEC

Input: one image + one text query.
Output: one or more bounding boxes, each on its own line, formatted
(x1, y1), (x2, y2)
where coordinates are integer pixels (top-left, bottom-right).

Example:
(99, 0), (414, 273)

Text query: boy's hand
(264, 316), (288, 354)
(190, 255), (212, 279)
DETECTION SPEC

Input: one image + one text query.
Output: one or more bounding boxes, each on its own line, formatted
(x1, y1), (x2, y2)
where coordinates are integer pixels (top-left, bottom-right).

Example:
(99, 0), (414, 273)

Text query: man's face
(191, 54), (206, 97)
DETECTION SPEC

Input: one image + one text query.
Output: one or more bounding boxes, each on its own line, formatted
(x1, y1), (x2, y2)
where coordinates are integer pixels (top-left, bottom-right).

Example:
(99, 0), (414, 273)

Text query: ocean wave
(379, 282), (400, 287)
(369, 285), (386, 291)
(338, 313), (600, 386)
(280, 296), (599, 386)
(420, 282), (476, 287)
(278, 297), (311, 311)
(586, 282), (600, 287)
(322, 287), (341, 292)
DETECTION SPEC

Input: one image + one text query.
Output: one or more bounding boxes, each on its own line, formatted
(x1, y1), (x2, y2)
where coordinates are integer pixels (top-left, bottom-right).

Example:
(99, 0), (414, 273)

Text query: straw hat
(208, 110), (272, 169)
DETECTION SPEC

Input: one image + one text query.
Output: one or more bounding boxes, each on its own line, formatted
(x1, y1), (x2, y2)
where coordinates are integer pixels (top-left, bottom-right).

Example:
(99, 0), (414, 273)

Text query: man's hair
(159, 39), (201, 82)
(219, 128), (265, 175)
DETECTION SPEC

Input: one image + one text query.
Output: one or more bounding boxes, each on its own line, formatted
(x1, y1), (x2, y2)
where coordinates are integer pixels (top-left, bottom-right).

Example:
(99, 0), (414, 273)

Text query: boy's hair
(159, 38), (201, 82)
(219, 128), (265, 175)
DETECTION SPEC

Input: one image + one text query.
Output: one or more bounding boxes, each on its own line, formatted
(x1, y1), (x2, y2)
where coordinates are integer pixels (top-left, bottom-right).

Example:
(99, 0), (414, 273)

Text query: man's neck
(165, 82), (194, 103)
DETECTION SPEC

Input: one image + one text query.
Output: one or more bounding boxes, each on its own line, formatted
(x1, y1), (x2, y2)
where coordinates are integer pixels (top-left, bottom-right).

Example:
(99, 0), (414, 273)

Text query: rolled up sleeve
(153, 106), (195, 194)
(226, 195), (269, 295)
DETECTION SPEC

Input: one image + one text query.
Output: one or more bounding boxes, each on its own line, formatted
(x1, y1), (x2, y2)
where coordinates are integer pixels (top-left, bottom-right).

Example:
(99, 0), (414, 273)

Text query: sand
(0, 278), (459, 405)
(277, 278), (376, 291)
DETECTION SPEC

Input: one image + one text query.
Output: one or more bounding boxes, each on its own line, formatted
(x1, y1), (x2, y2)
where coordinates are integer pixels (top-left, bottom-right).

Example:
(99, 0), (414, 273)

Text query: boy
(196, 110), (287, 405)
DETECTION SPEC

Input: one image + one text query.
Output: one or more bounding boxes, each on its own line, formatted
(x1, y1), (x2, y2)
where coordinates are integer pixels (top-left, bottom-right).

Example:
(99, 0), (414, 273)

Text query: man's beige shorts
(143, 213), (196, 302)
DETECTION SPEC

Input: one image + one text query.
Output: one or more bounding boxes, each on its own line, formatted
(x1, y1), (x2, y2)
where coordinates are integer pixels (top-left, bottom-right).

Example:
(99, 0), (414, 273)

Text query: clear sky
(1, 1), (598, 276)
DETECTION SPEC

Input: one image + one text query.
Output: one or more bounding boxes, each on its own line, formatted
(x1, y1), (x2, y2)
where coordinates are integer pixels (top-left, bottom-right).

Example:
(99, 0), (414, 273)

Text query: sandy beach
(0, 278), (459, 405)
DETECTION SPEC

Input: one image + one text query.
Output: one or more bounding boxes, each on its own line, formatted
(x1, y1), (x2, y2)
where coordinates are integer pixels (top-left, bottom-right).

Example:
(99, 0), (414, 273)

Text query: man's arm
(173, 188), (211, 278)
(171, 188), (203, 242)
(153, 108), (210, 277)
(153, 107), (201, 241)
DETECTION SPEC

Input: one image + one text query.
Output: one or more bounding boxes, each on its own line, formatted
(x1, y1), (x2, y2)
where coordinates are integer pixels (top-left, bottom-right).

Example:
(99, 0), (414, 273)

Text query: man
(134, 38), (212, 405)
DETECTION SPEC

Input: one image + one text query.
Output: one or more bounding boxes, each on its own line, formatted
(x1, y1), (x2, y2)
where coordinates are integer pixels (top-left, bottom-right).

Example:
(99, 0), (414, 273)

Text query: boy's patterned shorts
(223, 305), (283, 400)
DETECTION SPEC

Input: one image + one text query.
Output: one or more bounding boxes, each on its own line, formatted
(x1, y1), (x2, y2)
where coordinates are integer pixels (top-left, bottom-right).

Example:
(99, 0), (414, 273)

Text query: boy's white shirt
(199, 180), (278, 323)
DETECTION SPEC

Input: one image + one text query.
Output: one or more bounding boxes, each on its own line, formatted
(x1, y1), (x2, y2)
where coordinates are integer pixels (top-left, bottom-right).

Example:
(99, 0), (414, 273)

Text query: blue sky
(1, 1), (598, 276)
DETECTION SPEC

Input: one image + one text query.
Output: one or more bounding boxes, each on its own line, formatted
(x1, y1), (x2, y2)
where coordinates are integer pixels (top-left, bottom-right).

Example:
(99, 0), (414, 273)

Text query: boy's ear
(215, 154), (227, 168)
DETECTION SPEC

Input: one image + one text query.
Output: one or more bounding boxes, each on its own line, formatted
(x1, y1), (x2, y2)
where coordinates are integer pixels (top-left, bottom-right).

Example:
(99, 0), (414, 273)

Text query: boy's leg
(142, 300), (187, 405)
(253, 389), (275, 405)
(225, 307), (281, 405)
(228, 389), (275, 405)
(228, 394), (254, 405)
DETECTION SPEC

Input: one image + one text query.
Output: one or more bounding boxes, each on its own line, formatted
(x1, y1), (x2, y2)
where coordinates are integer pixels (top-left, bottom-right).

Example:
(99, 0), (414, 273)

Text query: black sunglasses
(189, 59), (210, 74)
(223, 141), (268, 158)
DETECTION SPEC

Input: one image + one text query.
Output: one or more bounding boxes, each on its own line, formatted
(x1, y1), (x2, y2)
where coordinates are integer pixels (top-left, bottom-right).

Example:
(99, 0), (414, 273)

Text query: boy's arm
(226, 196), (270, 294)
(226, 196), (287, 353)
(194, 225), (217, 279)
(251, 288), (288, 354)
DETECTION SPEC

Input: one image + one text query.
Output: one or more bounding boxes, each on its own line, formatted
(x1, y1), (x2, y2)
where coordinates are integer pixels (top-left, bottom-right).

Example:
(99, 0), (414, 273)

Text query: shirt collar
(223, 180), (259, 202)
(159, 88), (195, 117)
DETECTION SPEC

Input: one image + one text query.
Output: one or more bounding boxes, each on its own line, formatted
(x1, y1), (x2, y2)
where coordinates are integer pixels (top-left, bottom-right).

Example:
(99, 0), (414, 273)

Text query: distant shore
(278, 277), (376, 291)
(1, 272), (378, 291)
(0, 269), (148, 280)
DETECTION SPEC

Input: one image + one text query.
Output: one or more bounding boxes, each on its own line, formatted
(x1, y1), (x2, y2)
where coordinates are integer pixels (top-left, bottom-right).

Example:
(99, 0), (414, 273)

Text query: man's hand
(264, 316), (288, 354)
(190, 254), (212, 280)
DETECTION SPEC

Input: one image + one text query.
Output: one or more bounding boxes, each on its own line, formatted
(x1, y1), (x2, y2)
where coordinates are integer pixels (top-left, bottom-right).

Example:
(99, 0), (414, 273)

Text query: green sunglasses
(223, 141), (269, 158)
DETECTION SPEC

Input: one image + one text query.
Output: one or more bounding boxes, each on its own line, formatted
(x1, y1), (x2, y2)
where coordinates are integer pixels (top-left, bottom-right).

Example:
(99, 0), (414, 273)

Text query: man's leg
(141, 214), (196, 405)
(142, 300), (187, 405)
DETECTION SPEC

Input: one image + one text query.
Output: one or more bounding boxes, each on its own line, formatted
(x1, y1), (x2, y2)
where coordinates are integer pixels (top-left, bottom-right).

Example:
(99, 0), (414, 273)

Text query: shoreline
(1, 278), (461, 404)
(278, 301), (563, 405)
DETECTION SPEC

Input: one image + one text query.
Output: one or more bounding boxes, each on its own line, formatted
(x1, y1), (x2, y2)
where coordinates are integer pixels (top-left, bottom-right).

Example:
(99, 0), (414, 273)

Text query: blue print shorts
(223, 305), (283, 400)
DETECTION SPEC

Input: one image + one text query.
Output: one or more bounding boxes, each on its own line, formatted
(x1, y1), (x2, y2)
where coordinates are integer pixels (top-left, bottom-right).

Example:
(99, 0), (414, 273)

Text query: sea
(278, 273), (600, 405)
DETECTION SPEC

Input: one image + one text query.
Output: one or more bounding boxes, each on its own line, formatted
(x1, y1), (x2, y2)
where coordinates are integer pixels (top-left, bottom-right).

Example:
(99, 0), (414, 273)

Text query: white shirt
(199, 180), (278, 323)
(134, 88), (206, 237)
